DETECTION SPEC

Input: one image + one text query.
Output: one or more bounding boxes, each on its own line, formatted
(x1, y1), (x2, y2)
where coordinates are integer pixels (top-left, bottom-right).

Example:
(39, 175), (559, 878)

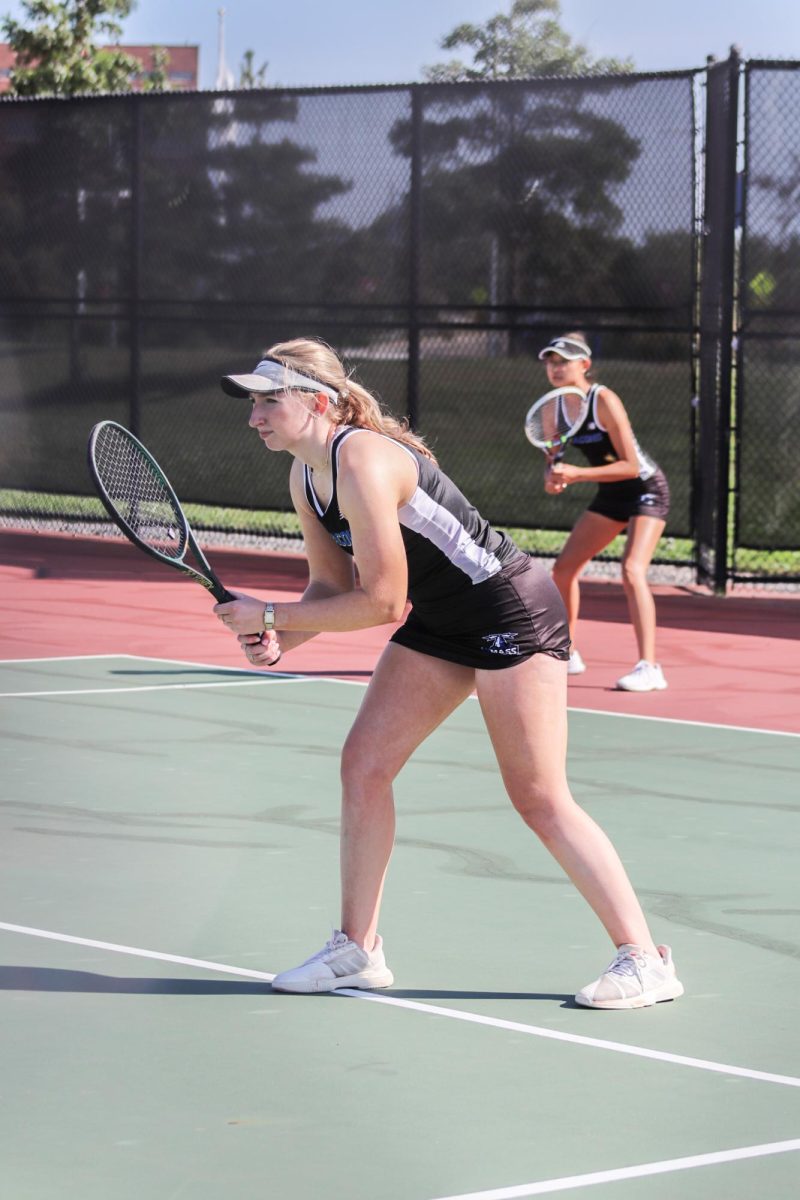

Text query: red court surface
(2, 530), (799, 734)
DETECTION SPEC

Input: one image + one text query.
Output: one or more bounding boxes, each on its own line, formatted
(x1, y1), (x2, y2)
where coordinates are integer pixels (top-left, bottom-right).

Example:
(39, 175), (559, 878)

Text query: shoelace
(607, 949), (646, 979)
(308, 932), (348, 962)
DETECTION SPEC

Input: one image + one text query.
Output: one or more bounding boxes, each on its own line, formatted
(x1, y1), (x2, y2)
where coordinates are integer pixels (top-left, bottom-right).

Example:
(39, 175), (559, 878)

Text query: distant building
(0, 44), (199, 94)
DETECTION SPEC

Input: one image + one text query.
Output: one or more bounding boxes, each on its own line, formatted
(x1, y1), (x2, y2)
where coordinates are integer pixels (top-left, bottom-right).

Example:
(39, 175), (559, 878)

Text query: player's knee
(621, 559), (647, 589)
(509, 783), (569, 838)
(340, 735), (395, 794)
(552, 559), (578, 589)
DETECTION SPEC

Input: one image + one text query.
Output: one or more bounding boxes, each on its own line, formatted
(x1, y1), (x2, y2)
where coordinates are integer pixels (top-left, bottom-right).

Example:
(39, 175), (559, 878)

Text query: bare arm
(216, 435), (415, 637)
(550, 387), (641, 486)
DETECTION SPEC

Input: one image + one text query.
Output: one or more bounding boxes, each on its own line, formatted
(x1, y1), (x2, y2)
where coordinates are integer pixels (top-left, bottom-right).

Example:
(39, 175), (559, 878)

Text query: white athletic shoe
(271, 930), (394, 994)
(568, 648), (587, 675)
(615, 660), (667, 692)
(575, 944), (684, 1009)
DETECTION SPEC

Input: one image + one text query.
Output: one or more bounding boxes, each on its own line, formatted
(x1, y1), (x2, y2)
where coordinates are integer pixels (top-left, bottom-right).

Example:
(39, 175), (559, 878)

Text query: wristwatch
(263, 602), (275, 632)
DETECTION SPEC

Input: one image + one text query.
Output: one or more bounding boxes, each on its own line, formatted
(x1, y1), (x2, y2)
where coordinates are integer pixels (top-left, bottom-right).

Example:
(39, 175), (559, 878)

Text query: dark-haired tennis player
(213, 337), (683, 1009)
(539, 334), (671, 692)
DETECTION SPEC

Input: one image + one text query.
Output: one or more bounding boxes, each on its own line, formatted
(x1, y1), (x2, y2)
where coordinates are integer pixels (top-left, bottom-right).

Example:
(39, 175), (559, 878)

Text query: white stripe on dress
(398, 488), (503, 583)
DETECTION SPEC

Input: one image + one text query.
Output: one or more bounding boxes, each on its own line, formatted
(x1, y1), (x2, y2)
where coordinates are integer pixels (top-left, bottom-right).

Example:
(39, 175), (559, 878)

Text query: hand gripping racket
(87, 420), (235, 603)
(524, 386), (589, 459)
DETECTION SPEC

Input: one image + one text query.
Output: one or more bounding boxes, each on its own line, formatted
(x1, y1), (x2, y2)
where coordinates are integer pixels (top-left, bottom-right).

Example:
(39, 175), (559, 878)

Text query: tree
(387, 83), (640, 314)
(424, 0), (633, 82)
(238, 49), (268, 89)
(139, 45), (171, 92)
(1, 0), (141, 96)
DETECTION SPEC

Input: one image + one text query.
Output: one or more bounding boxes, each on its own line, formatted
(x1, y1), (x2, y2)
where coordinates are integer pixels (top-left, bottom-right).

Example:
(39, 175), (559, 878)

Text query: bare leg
(476, 653), (658, 954)
(620, 515), (666, 663)
(552, 511), (625, 647)
(339, 643), (475, 951)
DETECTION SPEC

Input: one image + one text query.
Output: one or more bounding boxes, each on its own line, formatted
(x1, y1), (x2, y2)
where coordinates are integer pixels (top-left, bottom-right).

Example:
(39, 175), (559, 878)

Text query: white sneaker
(568, 648), (586, 675)
(575, 944), (684, 1009)
(271, 930), (394, 994)
(615, 660), (667, 691)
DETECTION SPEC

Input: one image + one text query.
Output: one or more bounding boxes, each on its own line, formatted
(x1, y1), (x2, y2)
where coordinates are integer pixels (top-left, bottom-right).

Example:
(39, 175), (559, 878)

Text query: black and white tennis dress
(571, 384), (670, 523)
(303, 426), (569, 670)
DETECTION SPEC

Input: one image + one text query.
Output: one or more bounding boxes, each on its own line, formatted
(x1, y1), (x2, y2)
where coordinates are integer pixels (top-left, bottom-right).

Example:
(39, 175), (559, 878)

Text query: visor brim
(537, 348), (591, 361)
(220, 374), (282, 398)
(220, 359), (338, 402)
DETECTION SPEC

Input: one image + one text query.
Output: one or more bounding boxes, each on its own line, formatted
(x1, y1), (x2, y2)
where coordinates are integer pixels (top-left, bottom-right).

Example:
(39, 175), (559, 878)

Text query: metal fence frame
(1, 58), (798, 589)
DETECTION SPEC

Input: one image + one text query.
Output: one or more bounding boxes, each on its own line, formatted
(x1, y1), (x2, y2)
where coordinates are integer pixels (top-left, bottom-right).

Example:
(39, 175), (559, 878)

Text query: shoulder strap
(329, 426), (361, 493)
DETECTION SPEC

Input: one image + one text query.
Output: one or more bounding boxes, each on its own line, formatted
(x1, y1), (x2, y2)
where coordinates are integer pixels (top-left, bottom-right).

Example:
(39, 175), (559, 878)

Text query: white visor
(537, 337), (592, 361)
(220, 358), (339, 402)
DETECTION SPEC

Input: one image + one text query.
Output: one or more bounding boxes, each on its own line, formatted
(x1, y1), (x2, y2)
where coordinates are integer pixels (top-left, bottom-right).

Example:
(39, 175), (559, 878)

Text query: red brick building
(0, 43), (199, 94)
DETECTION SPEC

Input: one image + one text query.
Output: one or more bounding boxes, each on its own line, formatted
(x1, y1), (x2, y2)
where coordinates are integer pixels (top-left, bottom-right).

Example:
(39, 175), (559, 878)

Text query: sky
(1, 0), (797, 89)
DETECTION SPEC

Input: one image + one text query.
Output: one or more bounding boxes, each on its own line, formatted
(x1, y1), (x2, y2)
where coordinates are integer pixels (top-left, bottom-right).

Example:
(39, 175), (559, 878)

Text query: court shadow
(0, 967), (577, 1005)
(0, 966), (269, 994)
(348, 987), (577, 1006)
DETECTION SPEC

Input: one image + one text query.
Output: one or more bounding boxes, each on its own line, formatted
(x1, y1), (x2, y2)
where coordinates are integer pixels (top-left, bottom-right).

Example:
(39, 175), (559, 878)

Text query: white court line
(427, 1139), (800, 1200)
(1, 922), (799, 1090)
(0, 652), (338, 697)
(0, 653), (126, 664)
(1, 654), (796, 733)
(341, 989), (800, 1088)
(0, 922), (275, 981)
(567, 704), (800, 739)
(0, 677), (301, 698)
(0, 650), (305, 696)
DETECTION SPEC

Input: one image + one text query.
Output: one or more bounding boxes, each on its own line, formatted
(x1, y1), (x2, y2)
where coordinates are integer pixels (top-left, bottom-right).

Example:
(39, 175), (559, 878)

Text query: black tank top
(570, 384), (657, 480)
(303, 427), (525, 606)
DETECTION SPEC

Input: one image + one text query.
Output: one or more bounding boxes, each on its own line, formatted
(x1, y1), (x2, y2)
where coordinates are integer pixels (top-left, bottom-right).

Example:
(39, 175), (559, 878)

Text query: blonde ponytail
(265, 337), (437, 463)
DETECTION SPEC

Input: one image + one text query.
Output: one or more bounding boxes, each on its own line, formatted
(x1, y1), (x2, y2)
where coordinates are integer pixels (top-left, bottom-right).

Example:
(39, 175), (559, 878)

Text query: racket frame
(87, 420), (235, 603)
(524, 385), (589, 454)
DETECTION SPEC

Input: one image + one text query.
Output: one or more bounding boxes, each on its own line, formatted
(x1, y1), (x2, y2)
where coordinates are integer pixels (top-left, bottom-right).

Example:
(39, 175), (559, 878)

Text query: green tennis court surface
(1, 656), (798, 1199)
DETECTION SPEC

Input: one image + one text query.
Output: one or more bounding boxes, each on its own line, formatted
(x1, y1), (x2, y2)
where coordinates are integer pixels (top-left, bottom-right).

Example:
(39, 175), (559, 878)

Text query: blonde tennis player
(213, 337), (683, 1010)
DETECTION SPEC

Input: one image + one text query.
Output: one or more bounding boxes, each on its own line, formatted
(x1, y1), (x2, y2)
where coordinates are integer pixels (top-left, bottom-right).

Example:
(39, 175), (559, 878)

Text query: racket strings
(94, 427), (186, 558)
(525, 390), (587, 448)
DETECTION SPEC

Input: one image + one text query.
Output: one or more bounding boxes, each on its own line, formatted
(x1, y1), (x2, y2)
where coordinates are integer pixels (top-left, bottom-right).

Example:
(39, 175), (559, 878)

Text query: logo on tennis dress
(482, 632), (521, 656)
(639, 493), (656, 505)
(331, 529), (353, 548)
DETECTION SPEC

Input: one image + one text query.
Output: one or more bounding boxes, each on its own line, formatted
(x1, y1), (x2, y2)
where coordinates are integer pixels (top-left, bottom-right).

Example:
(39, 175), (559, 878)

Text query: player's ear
(313, 392), (331, 415)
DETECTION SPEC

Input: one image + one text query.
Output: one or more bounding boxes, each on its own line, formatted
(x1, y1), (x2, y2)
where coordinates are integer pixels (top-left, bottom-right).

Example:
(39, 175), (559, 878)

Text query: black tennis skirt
(587, 467), (670, 524)
(391, 555), (570, 671)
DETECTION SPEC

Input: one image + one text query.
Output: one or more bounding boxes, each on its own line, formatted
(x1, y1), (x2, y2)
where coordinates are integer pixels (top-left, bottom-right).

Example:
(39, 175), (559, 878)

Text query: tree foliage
(238, 49), (268, 89)
(424, 0), (633, 82)
(1, 0), (145, 96)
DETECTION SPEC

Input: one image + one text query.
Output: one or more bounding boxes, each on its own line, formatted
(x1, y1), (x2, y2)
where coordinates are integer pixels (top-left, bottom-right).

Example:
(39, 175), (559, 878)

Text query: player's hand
(214, 591), (268, 635)
(544, 460), (566, 494)
(238, 631), (283, 668)
(550, 462), (579, 490)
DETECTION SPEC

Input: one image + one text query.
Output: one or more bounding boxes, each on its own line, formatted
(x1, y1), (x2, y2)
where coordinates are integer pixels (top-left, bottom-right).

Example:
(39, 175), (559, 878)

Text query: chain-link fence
(735, 62), (800, 583)
(0, 66), (795, 586)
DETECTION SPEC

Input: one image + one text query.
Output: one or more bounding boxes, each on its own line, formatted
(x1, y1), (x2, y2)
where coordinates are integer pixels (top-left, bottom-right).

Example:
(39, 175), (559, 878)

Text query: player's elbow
(378, 594), (407, 623)
(367, 585), (406, 624)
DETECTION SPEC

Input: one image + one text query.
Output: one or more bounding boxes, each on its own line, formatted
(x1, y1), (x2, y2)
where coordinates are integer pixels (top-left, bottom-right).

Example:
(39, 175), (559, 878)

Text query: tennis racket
(87, 420), (235, 603)
(524, 386), (589, 458)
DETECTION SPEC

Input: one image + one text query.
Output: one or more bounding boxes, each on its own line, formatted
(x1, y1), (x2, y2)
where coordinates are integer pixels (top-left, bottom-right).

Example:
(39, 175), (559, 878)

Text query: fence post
(129, 98), (143, 438)
(406, 85), (423, 431)
(696, 47), (740, 590)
